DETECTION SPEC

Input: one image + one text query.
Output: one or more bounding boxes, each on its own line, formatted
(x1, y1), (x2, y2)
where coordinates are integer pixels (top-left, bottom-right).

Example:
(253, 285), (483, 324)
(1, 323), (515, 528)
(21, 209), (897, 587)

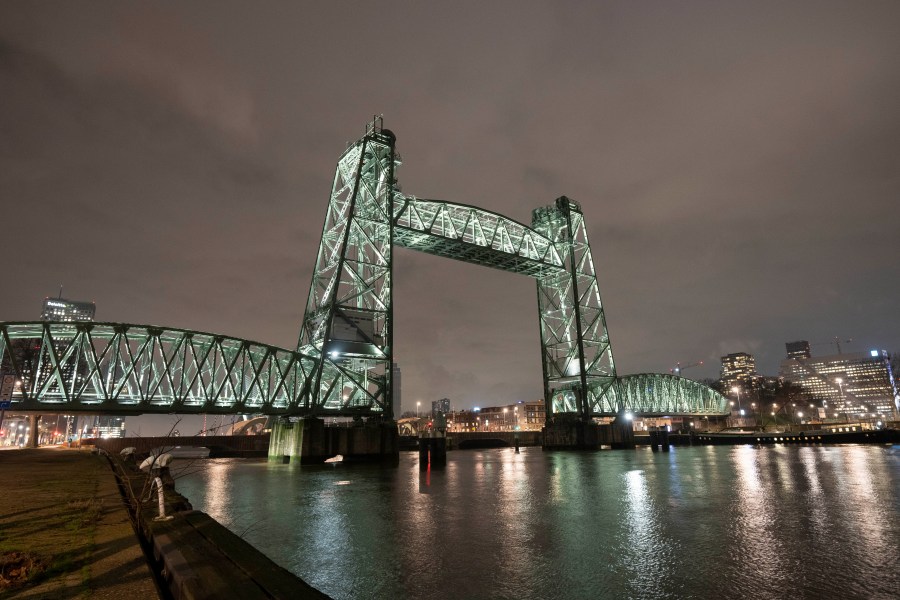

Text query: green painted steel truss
(0, 322), (315, 413)
(0, 119), (728, 416)
(612, 374), (727, 415)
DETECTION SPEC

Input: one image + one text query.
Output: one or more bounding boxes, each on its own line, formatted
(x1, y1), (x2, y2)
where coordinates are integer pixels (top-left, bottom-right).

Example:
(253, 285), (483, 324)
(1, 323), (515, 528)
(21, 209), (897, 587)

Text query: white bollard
(149, 476), (174, 522)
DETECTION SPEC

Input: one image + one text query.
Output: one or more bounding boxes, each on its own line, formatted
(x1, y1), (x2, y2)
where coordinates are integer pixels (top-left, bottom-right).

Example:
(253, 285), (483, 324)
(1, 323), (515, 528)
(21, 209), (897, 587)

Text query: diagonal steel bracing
(0, 322), (314, 413)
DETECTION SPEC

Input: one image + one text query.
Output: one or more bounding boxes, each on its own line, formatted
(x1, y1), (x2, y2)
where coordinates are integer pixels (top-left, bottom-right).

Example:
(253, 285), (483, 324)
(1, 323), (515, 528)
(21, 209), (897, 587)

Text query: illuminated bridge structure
(0, 119), (727, 419)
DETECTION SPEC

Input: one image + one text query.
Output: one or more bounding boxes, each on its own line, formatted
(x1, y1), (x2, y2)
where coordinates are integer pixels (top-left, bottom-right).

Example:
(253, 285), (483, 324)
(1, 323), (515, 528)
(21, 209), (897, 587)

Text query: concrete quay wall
(107, 452), (330, 599)
(90, 434), (270, 457)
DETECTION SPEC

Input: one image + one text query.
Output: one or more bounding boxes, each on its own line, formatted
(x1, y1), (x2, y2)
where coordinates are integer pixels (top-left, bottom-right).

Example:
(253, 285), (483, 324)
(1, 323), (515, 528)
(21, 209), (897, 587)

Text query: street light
(835, 377), (848, 423)
(732, 386), (743, 417)
(416, 401), (421, 418)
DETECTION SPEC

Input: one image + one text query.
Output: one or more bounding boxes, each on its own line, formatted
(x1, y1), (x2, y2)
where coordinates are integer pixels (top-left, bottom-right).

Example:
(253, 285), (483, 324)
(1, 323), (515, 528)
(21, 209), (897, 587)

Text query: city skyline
(2, 2), (899, 419)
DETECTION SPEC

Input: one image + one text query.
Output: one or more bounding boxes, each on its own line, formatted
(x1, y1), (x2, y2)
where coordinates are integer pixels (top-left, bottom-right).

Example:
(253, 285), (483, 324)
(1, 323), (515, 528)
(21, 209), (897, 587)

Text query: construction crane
(812, 337), (853, 355)
(670, 361), (703, 377)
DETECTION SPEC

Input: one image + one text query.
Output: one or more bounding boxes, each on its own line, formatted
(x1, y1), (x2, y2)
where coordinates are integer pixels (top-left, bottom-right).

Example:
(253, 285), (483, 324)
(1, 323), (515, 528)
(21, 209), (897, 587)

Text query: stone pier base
(543, 416), (602, 450)
(608, 413), (636, 449)
(418, 435), (447, 469)
(268, 417), (399, 464)
(543, 413), (636, 450)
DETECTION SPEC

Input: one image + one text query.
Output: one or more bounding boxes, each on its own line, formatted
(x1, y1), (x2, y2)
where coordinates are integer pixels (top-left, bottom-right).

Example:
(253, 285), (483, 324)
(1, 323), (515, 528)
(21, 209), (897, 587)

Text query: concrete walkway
(0, 447), (159, 599)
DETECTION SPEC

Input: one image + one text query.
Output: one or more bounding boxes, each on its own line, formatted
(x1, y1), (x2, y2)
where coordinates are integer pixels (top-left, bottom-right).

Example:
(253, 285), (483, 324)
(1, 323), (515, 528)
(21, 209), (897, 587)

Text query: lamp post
(416, 401), (421, 419)
(732, 386), (743, 421)
(835, 377), (848, 423)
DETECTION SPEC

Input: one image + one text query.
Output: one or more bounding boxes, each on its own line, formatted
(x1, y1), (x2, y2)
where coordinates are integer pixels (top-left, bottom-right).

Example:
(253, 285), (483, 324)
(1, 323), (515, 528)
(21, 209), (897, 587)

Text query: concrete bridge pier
(608, 412), (636, 449)
(268, 417), (399, 464)
(543, 415), (601, 450)
(418, 434), (447, 469)
(648, 427), (670, 452)
(543, 412), (638, 450)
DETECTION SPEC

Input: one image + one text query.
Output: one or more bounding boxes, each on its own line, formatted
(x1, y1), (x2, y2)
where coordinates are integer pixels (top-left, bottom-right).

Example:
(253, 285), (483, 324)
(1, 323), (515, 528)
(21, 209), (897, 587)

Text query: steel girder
(297, 119), (397, 416)
(393, 197), (565, 278)
(610, 373), (729, 416)
(0, 322), (316, 413)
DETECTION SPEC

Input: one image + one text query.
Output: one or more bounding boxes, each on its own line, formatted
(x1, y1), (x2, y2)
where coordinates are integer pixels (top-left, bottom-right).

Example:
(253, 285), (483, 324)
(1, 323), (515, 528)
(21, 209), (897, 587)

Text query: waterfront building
(523, 399), (545, 430)
(779, 343), (899, 420)
(446, 409), (479, 432)
(720, 352), (757, 391)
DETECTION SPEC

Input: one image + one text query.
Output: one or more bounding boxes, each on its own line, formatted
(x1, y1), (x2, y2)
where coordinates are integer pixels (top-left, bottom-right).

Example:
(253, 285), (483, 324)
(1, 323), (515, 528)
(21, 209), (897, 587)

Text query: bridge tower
(532, 197), (619, 427)
(297, 118), (399, 419)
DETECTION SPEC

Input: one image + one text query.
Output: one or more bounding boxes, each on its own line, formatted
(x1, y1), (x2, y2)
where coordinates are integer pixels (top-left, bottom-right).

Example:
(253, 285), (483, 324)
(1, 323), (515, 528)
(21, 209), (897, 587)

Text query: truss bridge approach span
(0, 119), (728, 419)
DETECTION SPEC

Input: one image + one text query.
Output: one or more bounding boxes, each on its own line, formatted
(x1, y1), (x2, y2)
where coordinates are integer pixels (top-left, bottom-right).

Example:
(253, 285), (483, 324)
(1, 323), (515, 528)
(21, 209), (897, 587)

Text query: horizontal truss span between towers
(0, 322), (726, 416)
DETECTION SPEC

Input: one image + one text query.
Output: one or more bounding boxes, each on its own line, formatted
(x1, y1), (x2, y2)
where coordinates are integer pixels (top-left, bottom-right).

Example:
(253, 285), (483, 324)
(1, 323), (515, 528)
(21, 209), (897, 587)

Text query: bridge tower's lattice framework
(532, 198), (616, 419)
(298, 119), (398, 417)
(300, 120), (619, 421)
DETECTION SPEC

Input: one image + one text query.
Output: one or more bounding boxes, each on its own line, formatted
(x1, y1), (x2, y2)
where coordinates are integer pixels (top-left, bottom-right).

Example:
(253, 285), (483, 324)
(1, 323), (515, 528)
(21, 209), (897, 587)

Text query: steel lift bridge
(0, 119), (727, 422)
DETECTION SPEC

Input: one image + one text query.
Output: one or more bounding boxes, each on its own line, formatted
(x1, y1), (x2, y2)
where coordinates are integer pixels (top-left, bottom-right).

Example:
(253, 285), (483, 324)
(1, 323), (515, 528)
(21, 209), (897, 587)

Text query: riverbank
(0, 447), (160, 599)
(0, 447), (330, 599)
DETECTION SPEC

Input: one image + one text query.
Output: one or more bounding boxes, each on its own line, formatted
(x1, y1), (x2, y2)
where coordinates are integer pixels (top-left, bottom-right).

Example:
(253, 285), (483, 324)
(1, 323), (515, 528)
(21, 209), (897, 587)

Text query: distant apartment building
(523, 400), (545, 430)
(720, 352), (757, 391)
(779, 341), (899, 419)
(445, 400), (545, 432)
(432, 398), (451, 418)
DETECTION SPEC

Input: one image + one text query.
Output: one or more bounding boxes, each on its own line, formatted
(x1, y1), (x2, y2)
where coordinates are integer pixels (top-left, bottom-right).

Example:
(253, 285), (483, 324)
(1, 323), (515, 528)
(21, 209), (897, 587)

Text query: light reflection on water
(174, 445), (900, 600)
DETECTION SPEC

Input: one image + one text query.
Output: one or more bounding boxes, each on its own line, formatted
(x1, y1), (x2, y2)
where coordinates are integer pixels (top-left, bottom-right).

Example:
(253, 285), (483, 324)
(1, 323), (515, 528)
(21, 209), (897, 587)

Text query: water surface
(175, 445), (900, 599)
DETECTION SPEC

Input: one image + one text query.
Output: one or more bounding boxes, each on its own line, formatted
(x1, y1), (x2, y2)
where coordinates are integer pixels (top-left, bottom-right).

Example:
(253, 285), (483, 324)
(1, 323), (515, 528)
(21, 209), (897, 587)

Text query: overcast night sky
(1, 1), (898, 433)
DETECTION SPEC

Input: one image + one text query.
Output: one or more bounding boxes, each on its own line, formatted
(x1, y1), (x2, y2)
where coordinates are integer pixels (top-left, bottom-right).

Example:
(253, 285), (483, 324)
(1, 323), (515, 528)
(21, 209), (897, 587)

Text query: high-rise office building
(780, 344), (899, 420)
(785, 341), (811, 361)
(3, 295), (97, 393)
(720, 352), (757, 390)
(432, 398), (451, 418)
(40, 296), (96, 322)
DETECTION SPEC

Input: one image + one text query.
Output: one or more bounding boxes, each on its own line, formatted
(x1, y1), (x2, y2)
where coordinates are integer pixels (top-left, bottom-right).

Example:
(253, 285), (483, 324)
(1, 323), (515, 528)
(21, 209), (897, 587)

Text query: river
(174, 445), (900, 600)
